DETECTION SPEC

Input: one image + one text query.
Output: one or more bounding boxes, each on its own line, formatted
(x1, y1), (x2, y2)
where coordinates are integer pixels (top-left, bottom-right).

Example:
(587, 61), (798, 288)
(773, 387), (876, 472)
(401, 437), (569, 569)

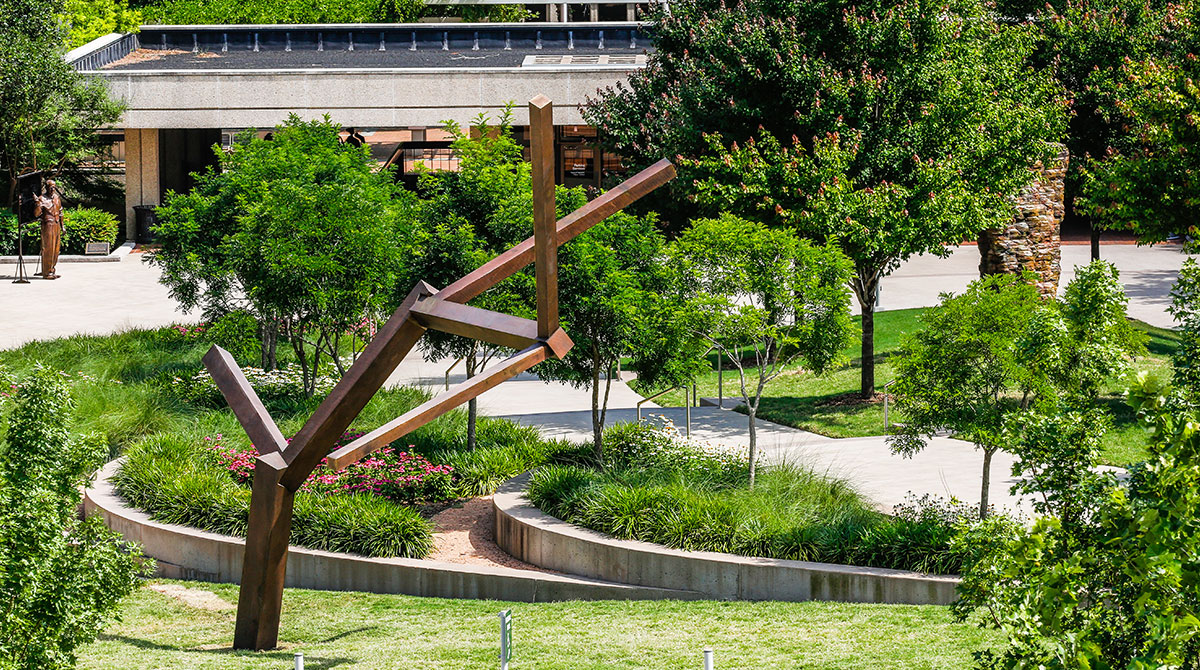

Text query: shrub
(0, 367), (149, 670)
(169, 365), (336, 407)
(0, 211), (39, 256)
(203, 310), (262, 366)
(209, 431), (455, 506)
(62, 207), (120, 254)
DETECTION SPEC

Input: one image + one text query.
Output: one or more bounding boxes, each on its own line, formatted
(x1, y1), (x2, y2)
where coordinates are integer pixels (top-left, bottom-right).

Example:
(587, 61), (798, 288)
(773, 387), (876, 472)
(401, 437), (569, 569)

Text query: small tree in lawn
(1169, 258), (1200, 403)
(152, 114), (409, 393)
(671, 214), (854, 486)
(406, 108), (534, 450)
(889, 273), (1051, 518)
(533, 199), (686, 460)
(0, 367), (149, 670)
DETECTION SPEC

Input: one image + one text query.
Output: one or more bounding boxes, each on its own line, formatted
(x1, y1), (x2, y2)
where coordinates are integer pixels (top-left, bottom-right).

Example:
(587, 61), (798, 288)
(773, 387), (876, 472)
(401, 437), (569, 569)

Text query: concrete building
(66, 23), (651, 239)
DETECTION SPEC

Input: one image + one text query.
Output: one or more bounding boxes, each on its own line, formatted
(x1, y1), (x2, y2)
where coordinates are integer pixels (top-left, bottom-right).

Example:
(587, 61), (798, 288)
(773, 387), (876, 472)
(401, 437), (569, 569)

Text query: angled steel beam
(411, 297), (539, 352)
(202, 346), (288, 455)
(438, 158), (676, 305)
(529, 95), (559, 339)
(325, 343), (552, 470)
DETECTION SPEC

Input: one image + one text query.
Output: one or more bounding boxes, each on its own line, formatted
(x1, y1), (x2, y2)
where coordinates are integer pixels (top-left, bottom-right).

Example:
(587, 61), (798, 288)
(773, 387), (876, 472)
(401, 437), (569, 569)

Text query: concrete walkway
(1, 242), (1178, 516)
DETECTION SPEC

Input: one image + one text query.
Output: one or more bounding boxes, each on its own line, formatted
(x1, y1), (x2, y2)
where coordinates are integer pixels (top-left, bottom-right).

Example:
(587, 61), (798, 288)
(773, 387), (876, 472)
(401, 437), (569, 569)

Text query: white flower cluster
(172, 366), (337, 404)
(619, 415), (749, 472)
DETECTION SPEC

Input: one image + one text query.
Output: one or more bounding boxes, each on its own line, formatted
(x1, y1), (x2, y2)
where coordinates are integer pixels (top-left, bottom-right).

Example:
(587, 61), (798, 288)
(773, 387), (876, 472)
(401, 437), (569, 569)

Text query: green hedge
(0, 207), (120, 256)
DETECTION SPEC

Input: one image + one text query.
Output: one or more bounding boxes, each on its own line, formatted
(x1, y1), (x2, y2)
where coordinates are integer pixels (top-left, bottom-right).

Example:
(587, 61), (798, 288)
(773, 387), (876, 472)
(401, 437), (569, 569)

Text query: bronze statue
(32, 179), (62, 279)
(202, 95), (676, 652)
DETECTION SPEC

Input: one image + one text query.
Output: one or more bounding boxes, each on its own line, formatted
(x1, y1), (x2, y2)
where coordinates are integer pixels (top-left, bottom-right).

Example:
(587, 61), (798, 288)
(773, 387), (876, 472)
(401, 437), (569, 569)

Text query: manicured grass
(636, 309), (1176, 466)
(79, 580), (998, 669)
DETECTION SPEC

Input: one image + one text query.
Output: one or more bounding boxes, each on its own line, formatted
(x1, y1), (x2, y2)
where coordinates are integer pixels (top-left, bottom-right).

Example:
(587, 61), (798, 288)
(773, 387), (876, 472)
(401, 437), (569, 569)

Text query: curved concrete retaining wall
(85, 460), (702, 602)
(494, 474), (960, 606)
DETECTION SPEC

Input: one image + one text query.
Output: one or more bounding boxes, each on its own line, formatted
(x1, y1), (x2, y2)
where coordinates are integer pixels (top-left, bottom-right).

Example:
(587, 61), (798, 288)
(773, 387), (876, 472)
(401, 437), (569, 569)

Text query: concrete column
(123, 128), (160, 241)
(589, 3), (599, 20)
(626, 4), (636, 20)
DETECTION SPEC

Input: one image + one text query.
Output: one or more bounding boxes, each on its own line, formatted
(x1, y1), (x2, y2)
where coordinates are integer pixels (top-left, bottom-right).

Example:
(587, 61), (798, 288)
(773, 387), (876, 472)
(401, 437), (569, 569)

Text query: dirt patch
(817, 391), (890, 407)
(427, 496), (552, 573)
(148, 583), (235, 611)
(102, 49), (220, 68)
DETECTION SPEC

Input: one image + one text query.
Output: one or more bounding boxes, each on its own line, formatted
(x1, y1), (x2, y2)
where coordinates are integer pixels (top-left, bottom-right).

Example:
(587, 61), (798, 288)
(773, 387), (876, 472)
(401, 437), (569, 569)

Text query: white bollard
(703, 648), (714, 670)
(294, 652), (304, 670)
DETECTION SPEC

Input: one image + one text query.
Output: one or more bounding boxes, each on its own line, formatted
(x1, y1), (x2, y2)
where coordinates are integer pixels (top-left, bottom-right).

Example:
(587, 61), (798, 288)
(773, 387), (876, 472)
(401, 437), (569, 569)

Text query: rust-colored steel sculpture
(202, 95), (675, 651)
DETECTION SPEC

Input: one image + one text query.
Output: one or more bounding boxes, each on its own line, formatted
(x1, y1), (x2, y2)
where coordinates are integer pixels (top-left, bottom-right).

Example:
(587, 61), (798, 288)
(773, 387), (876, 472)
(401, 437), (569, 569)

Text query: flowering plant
(207, 430), (455, 505)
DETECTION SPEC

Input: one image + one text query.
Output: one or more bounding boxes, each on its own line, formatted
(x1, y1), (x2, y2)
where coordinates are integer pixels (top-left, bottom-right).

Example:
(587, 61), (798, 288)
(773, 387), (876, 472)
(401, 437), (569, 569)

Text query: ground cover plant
(527, 419), (984, 574)
(0, 324), (573, 559)
(77, 579), (998, 670)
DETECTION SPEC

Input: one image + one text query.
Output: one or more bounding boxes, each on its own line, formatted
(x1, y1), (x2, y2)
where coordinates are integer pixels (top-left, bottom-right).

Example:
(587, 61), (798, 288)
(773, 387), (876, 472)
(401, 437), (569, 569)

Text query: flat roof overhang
(73, 23), (650, 128)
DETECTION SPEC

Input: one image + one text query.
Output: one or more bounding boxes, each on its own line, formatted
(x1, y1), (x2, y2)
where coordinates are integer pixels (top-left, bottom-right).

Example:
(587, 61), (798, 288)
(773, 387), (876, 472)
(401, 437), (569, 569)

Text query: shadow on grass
(96, 634), (356, 668)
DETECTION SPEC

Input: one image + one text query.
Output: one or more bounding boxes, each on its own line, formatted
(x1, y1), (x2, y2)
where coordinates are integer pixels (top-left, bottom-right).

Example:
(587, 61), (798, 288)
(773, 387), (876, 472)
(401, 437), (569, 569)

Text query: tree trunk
(260, 319), (279, 370)
(591, 349), (603, 461)
(747, 406), (758, 488)
(1091, 224), (1101, 261)
(466, 348), (478, 451)
(979, 447), (995, 519)
(853, 266), (881, 400)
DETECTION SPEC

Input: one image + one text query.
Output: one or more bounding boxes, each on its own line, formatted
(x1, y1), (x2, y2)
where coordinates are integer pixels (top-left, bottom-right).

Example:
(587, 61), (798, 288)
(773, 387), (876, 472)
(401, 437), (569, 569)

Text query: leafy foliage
(63, 0), (140, 48)
(956, 375), (1200, 669)
(1171, 258), (1200, 402)
(0, 367), (149, 670)
(0, 0), (124, 209)
(151, 115), (409, 392)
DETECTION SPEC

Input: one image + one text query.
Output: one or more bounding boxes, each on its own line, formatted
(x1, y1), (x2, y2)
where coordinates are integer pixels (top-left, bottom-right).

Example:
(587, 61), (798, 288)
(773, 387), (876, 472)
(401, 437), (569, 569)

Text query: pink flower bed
(207, 431), (455, 505)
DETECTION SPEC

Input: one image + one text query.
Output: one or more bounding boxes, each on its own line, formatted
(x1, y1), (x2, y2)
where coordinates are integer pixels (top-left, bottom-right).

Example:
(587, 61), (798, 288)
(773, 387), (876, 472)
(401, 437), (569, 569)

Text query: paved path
(0, 254), (196, 350)
(1, 243), (1178, 515)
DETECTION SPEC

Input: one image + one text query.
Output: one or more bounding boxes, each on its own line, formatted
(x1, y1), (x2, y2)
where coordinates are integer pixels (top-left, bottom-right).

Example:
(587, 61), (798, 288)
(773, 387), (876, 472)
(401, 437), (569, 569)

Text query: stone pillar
(979, 145), (1068, 297)
(123, 128), (160, 241)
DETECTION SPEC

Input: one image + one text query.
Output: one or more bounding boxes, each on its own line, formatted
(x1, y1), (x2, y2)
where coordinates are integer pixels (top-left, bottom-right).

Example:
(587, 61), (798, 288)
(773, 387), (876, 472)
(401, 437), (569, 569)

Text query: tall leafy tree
(670, 214), (854, 486)
(151, 115), (409, 394)
(585, 0), (1067, 398)
(0, 0), (124, 208)
(0, 367), (149, 670)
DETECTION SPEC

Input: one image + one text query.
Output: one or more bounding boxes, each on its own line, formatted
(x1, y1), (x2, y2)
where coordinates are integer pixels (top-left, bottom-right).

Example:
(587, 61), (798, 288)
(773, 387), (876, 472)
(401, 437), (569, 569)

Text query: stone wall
(979, 145), (1069, 296)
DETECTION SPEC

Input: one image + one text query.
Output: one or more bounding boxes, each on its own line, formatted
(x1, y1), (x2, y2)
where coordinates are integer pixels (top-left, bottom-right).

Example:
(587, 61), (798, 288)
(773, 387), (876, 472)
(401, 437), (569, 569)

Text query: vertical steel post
(685, 385), (691, 438)
(529, 95), (558, 340)
(704, 648), (714, 670)
(294, 652), (305, 670)
(717, 351), (723, 409)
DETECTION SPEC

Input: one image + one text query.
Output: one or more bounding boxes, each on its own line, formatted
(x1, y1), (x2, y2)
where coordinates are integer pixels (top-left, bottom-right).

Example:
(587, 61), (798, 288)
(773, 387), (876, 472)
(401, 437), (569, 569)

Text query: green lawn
(637, 309), (1178, 467)
(79, 580), (996, 669)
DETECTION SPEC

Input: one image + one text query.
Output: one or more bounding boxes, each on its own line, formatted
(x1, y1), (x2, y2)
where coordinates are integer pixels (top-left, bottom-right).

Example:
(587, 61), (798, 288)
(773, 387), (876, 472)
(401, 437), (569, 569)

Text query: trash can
(134, 205), (159, 244)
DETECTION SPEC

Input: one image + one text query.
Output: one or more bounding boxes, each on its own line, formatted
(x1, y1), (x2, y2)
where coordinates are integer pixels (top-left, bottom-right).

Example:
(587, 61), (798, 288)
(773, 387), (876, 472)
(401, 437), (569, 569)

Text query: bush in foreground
(0, 367), (149, 670)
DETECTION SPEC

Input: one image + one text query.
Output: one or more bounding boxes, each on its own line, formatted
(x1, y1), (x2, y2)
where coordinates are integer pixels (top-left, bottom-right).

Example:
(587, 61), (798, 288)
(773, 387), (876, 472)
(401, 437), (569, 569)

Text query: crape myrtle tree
(406, 108), (536, 450)
(0, 0), (124, 208)
(1078, 42), (1200, 248)
(0, 367), (149, 670)
(584, 0), (1068, 399)
(671, 214), (854, 486)
(890, 264), (1144, 518)
(152, 115), (409, 395)
(1000, 0), (1193, 257)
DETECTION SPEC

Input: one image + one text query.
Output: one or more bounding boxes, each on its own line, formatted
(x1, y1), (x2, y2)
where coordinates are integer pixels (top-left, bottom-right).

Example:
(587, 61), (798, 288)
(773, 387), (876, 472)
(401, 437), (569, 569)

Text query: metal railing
(636, 384), (694, 437)
(444, 357), (464, 390)
(883, 379), (896, 429)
